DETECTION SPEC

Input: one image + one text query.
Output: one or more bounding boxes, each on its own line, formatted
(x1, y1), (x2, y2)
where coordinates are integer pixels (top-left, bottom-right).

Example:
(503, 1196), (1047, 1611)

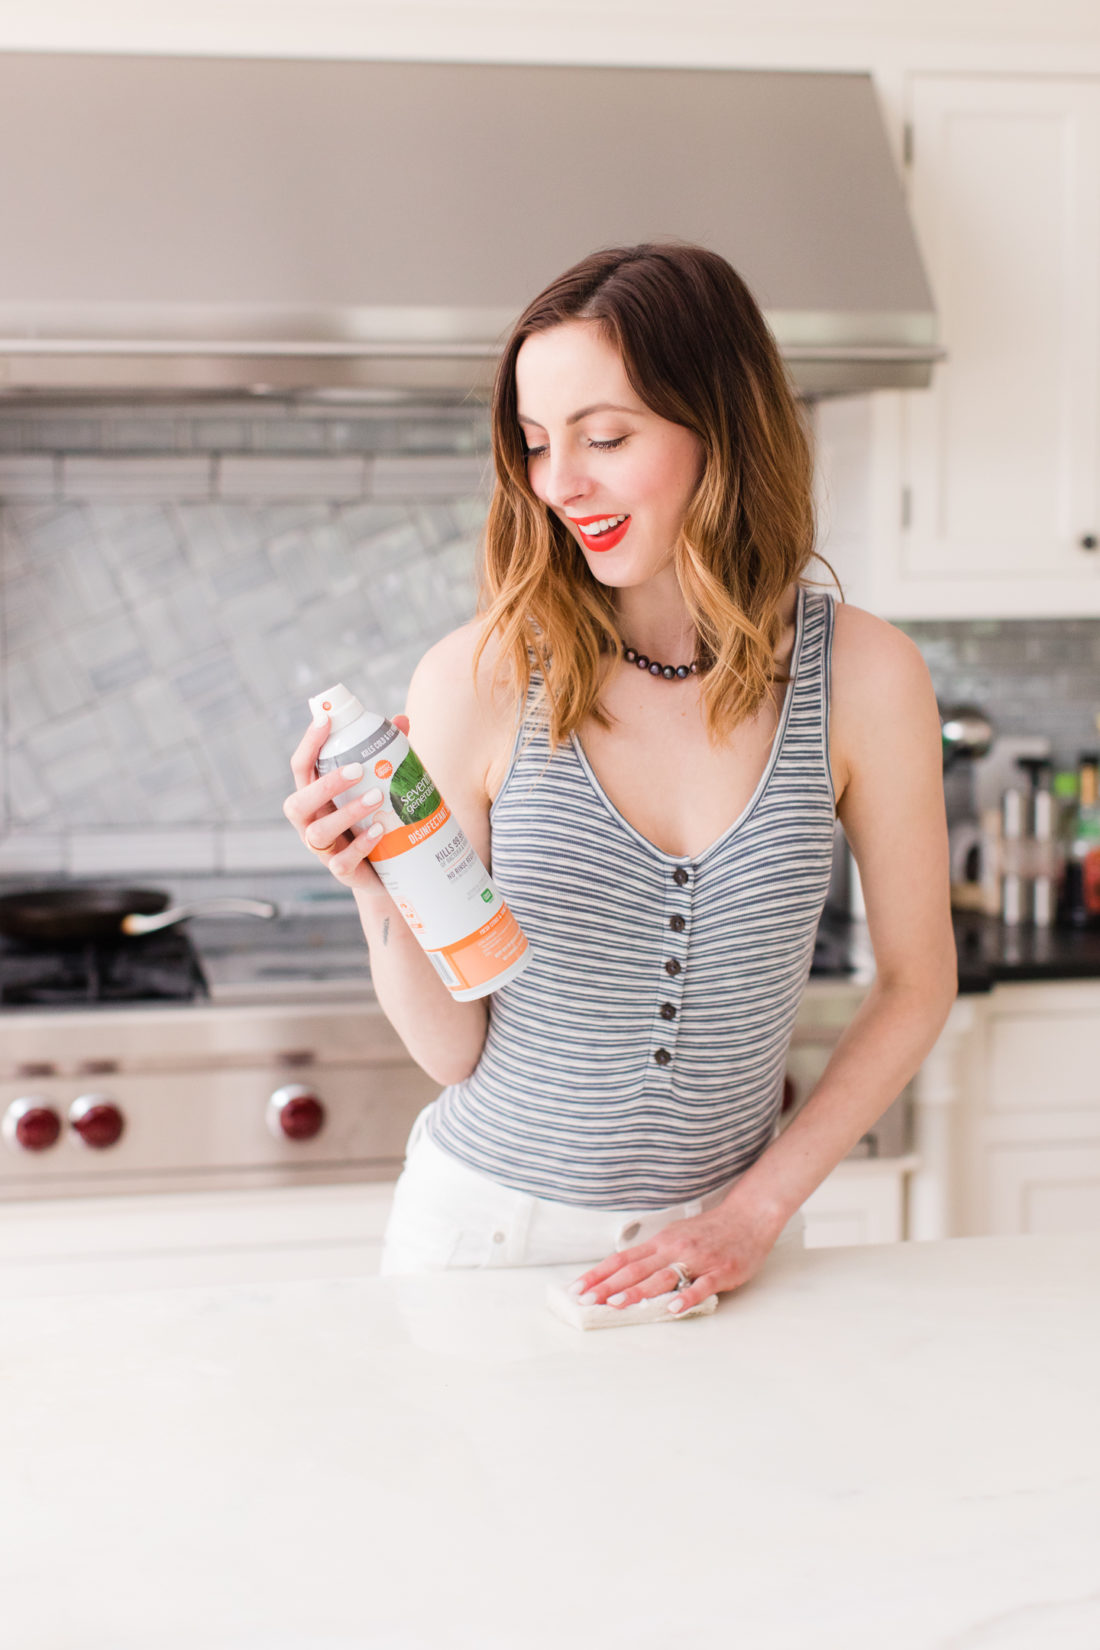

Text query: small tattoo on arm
(381, 918), (390, 946)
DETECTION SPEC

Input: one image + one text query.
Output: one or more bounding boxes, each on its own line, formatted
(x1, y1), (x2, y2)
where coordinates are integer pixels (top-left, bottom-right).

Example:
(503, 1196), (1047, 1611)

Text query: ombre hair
(474, 241), (841, 749)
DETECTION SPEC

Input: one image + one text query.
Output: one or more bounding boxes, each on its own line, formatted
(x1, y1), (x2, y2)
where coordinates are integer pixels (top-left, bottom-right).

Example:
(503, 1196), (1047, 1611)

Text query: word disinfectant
(309, 683), (532, 1000)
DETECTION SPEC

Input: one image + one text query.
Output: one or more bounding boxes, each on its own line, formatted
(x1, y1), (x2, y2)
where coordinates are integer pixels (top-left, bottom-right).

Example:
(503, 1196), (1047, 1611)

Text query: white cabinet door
(961, 981), (1100, 1235)
(987, 1142), (1100, 1234)
(801, 1157), (917, 1248)
(0, 1182), (397, 1298)
(905, 74), (1100, 600)
(817, 76), (1100, 620)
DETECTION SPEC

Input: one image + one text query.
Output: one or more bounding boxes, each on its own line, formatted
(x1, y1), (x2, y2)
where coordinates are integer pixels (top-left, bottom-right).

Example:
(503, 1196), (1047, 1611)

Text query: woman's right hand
(283, 712), (411, 898)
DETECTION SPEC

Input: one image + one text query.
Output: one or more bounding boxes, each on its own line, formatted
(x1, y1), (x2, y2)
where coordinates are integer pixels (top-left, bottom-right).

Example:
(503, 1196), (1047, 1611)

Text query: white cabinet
(802, 1155), (918, 1247)
(962, 980), (1100, 1234)
(987, 1142), (1100, 1232)
(0, 1182), (395, 1298)
(816, 73), (1100, 619)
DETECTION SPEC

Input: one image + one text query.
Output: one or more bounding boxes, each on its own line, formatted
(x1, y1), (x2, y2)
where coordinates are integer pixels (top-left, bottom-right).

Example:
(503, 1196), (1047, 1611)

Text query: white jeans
(379, 1104), (806, 1275)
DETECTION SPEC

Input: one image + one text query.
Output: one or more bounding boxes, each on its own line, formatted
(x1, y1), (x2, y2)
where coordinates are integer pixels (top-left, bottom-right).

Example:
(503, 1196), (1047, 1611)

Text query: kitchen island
(2, 1233), (1097, 1649)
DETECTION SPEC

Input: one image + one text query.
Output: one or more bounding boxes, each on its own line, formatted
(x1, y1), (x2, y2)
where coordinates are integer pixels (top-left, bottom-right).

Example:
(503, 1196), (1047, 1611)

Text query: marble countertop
(2, 1232), (1097, 1649)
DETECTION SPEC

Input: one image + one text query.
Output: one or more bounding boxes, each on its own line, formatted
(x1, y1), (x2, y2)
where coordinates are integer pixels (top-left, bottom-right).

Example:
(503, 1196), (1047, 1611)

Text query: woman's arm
(730, 604), (958, 1231)
(285, 621), (504, 1086)
(351, 622), (507, 1086)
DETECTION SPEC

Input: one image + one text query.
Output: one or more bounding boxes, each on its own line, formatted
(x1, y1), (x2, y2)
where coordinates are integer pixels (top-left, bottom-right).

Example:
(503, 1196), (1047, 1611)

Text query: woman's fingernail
(579, 1291), (598, 1306)
(566, 1280), (587, 1298)
(668, 1298), (687, 1314)
(365, 822), (384, 840)
(607, 1291), (627, 1306)
(312, 712), (329, 728)
(340, 762), (364, 780)
(359, 787), (383, 806)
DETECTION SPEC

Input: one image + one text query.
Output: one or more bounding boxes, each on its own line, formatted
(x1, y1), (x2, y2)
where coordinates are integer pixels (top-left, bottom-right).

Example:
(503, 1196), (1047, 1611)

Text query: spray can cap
(308, 683), (365, 735)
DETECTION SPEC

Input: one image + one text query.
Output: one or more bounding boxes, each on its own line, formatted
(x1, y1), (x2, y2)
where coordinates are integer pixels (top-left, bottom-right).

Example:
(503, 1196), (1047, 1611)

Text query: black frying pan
(0, 885), (277, 946)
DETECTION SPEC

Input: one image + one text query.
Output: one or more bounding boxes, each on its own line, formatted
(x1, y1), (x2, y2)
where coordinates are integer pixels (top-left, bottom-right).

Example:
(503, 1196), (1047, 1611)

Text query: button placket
(651, 862), (692, 1075)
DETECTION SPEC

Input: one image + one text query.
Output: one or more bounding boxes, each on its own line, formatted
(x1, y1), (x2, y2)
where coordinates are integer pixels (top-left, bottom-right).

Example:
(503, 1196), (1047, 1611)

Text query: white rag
(545, 1278), (719, 1331)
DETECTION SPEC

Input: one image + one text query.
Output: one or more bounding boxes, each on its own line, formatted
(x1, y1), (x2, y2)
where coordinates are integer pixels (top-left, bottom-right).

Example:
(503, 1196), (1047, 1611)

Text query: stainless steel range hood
(0, 54), (940, 401)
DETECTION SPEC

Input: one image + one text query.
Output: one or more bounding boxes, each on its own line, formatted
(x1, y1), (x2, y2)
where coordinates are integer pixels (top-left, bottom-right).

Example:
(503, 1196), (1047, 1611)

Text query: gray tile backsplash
(2, 398), (1098, 876)
(898, 618), (1100, 790)
(0, 400), (491, 875)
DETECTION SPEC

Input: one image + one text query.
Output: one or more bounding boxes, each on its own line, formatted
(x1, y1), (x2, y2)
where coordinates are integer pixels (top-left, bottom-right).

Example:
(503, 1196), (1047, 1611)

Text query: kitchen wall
(897, 619), (1100, 773)
(0, 400), (492, 876)
(895, 616), (1100, 832)
(3, 399), (1099, 880)
(1, 9), (1098, 888)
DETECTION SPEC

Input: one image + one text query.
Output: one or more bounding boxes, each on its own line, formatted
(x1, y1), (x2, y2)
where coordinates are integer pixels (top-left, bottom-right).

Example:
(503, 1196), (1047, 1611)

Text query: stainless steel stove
(0, 877), (437, 1203)
(0, 930), (208, 1008)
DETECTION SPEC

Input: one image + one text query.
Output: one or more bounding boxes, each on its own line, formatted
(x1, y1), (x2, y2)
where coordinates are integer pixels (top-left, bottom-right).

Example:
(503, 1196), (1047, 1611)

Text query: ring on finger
(670, 1261), (694, 1290)
(306, 819), (344, 854)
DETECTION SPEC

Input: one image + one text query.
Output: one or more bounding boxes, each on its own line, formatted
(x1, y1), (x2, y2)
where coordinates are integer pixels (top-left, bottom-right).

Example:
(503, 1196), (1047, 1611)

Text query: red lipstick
(569, 513), (631, 553)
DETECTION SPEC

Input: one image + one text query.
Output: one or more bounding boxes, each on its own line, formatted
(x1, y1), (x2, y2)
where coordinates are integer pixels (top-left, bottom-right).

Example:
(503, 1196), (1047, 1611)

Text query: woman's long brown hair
(474, 242), (842, 749)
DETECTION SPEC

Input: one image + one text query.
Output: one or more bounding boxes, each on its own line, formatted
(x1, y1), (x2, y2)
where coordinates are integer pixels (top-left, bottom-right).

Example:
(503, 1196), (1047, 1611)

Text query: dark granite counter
(810, 908), (1100, 994)
(950, 910), (1100, 993)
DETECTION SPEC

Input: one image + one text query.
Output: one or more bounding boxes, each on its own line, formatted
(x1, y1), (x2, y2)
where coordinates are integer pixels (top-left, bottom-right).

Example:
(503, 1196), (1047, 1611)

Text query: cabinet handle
(1081, 534), (1098, 551)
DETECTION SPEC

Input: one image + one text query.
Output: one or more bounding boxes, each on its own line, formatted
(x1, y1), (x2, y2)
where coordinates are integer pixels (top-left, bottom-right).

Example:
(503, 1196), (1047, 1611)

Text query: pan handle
(121, 898), (278, 936)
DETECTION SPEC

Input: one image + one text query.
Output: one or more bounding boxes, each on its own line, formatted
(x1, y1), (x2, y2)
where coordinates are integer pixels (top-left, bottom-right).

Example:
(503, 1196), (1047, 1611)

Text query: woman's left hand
(568, 1196), (785, 1315)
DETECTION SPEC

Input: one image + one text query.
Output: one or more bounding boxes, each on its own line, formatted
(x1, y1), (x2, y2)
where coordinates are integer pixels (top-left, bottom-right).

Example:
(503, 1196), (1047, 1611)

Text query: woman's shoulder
(405, 619), (522, 805)
(827, 598), (938, 800)
(828, 598), (930, 682)
(408, 618), (518, 714)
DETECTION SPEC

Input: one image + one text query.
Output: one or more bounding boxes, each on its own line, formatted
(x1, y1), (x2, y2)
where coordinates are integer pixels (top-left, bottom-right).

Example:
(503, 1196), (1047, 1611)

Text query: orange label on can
(369, 801), (452, 862)
(374, 759), (393, 779)
(432, 903), (529, 990)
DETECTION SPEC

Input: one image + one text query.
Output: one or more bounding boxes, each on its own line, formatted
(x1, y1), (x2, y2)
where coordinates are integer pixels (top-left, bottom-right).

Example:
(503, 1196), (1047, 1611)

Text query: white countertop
(2, 1233), (1098, 1650)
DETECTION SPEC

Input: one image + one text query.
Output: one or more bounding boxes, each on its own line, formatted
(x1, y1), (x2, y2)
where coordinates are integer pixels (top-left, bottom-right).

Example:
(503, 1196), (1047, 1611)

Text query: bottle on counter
(1061, 754), (1100, 929)
(1016, 757), (1057, 928)
(977, 806), (1003, 918)
(1000, 786), (1026, 926)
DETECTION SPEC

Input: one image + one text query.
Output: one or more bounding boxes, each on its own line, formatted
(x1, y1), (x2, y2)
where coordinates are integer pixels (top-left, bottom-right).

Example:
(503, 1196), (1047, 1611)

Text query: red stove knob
(267, 1084), (326, 1142)
(69, 1095), (125, 1150)
(3, 1097), (62, 1152)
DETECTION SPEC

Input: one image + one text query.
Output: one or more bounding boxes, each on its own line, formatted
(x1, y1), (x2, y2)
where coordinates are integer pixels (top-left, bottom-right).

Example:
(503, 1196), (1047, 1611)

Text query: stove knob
(69, 1095), (125, 1150)
(267, 1084), (326, 1142)
(3, 1097), (62, 1152)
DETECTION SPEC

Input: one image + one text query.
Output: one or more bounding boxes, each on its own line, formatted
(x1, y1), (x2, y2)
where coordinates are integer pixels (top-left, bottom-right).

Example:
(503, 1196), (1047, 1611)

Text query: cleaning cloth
(545, 1277), (719, 1331)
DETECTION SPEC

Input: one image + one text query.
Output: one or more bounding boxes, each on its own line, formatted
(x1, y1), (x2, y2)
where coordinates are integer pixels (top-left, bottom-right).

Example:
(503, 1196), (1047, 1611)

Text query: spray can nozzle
(308, 683), (364, 736)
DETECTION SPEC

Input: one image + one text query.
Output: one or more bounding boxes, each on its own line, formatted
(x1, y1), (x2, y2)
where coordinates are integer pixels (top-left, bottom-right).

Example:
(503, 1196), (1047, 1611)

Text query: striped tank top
(426, 584), (838, 1208)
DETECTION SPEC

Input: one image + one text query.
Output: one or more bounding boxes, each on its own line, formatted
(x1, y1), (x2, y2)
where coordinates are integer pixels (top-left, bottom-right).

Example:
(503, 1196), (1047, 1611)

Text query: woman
(284, 243), (957, 1315)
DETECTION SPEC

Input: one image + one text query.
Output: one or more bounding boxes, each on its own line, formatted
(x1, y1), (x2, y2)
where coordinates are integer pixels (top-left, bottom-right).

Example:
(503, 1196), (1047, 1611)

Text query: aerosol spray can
(309, 683), (532, 1000)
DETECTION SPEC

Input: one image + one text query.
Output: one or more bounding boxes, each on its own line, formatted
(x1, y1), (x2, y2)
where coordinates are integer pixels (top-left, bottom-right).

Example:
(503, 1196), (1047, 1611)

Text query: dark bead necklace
(622, 645), (709, 681)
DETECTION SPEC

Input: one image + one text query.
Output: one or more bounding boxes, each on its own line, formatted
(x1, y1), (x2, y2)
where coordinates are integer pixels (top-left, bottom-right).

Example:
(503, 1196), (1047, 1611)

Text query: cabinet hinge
(903, 122), (914, 167)
(901, 486), (912, 530)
